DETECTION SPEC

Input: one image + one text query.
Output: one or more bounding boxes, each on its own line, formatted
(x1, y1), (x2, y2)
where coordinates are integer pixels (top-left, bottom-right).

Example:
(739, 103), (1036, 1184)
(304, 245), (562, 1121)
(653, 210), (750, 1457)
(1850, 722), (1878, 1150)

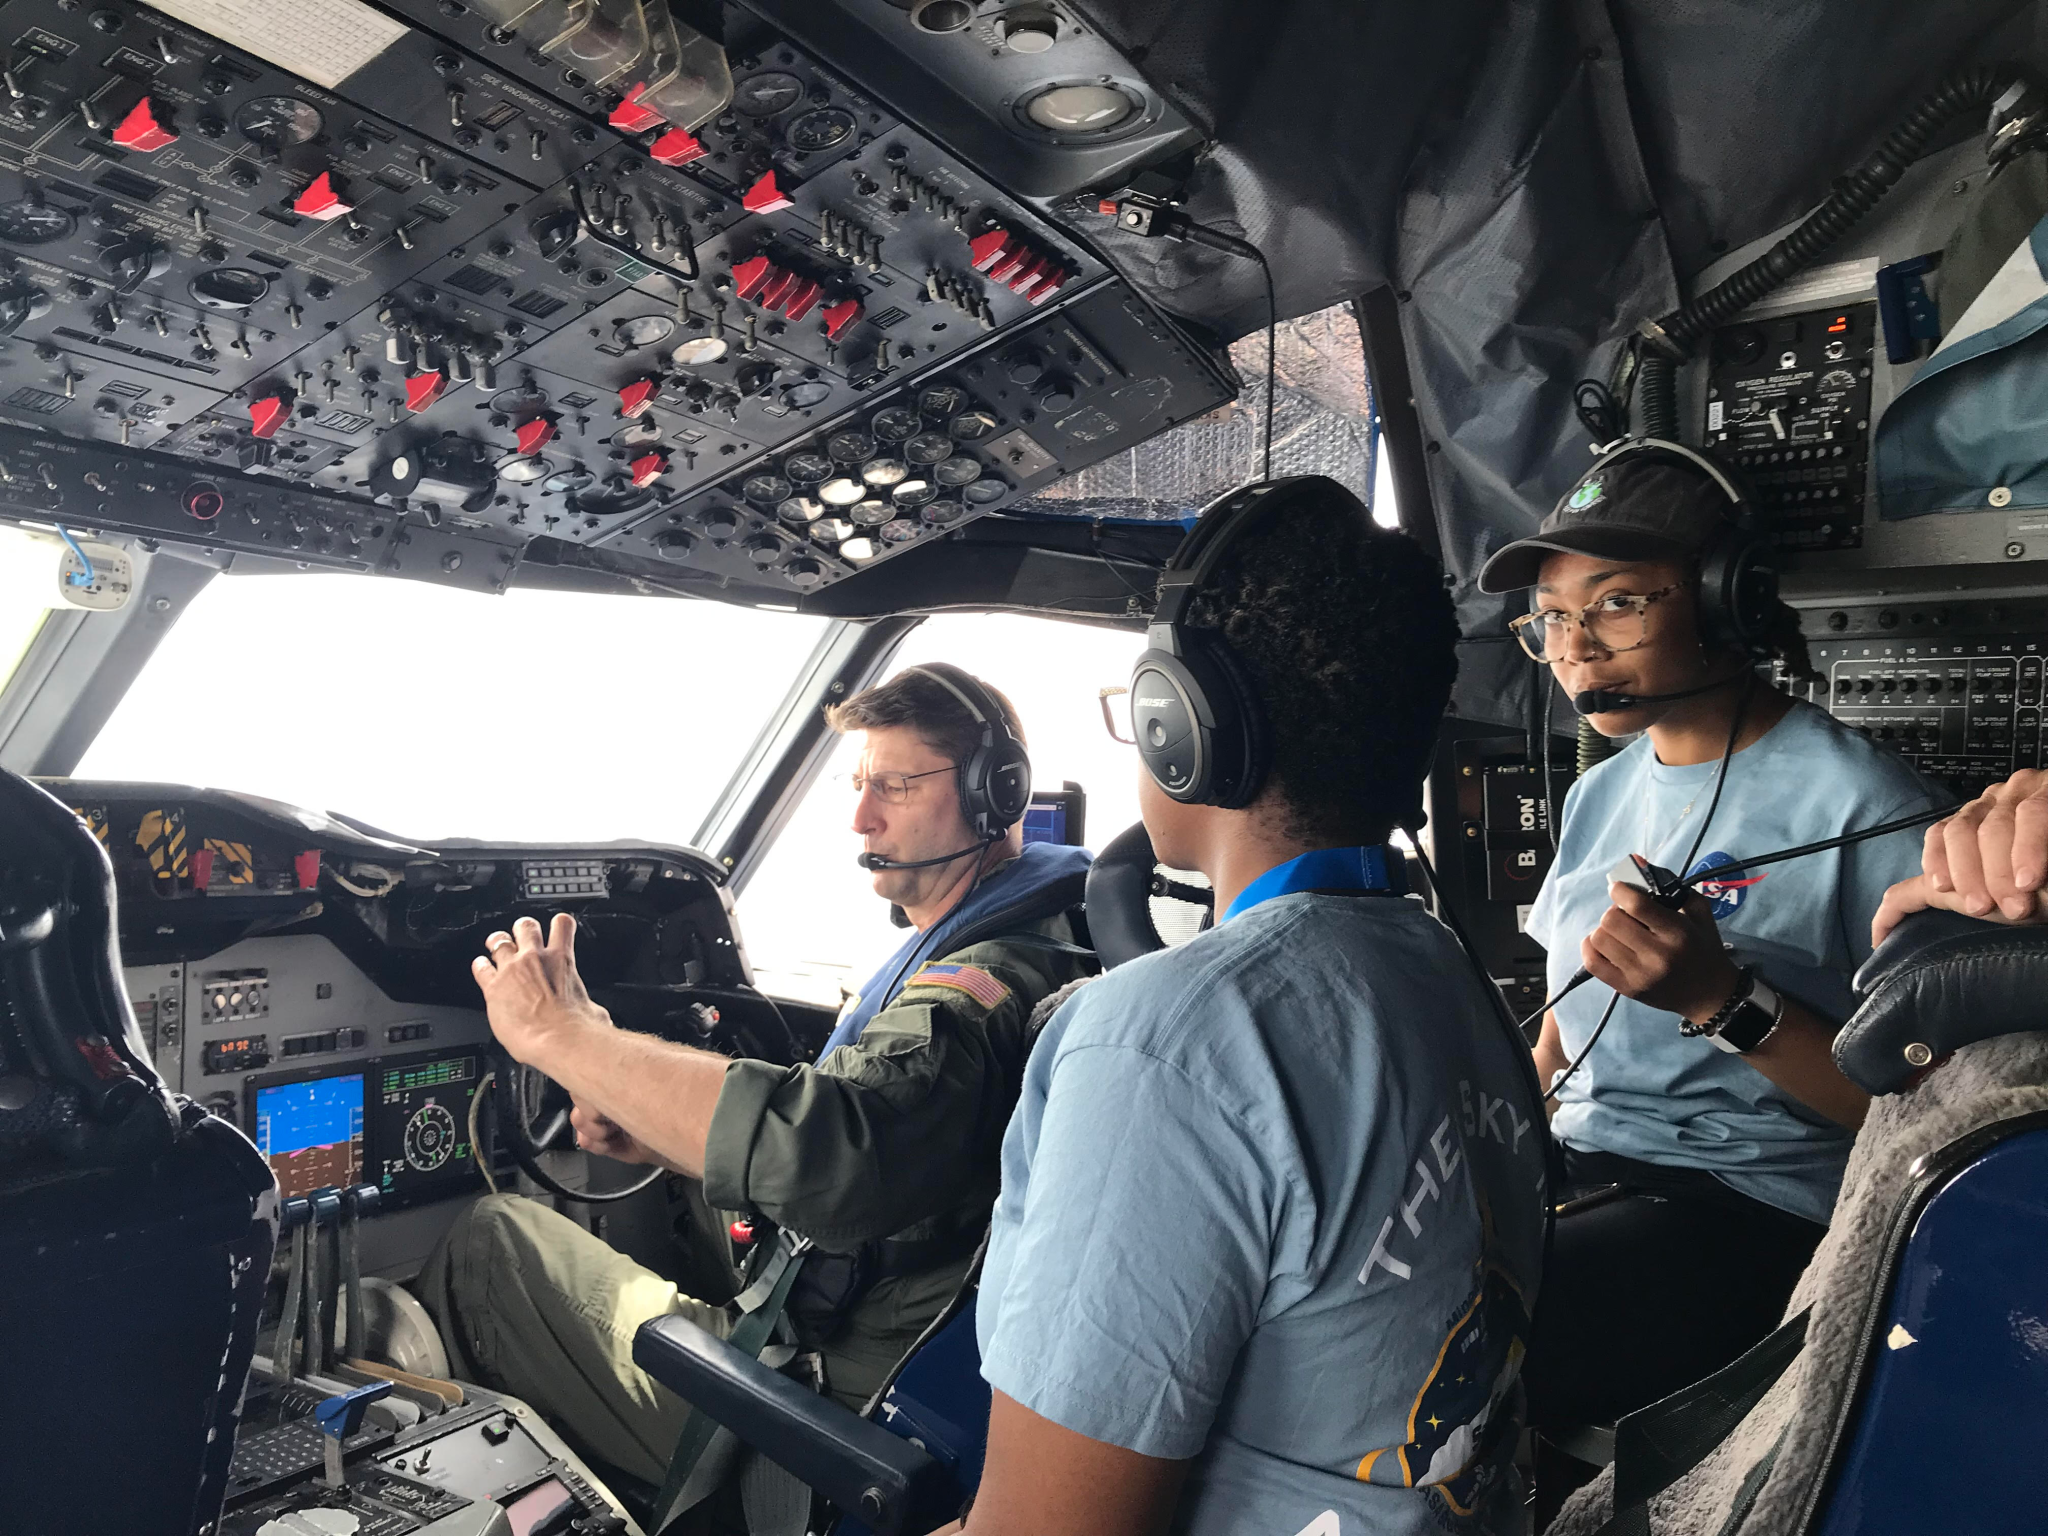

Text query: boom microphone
(1571, 673), (1747, 716)
(857, 839), (993, 872)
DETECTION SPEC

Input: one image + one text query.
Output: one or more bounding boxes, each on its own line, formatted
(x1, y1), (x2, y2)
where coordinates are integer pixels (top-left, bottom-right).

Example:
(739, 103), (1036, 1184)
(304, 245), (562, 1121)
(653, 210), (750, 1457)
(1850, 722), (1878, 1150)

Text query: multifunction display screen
(372, 1051), (484, 1204)
(253, 1073), (366, 1198)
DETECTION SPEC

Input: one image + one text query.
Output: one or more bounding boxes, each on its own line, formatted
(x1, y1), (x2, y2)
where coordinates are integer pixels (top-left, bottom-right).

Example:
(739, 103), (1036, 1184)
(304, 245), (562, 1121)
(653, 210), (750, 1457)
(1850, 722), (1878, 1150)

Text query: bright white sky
(59, 452), (1399, 1007)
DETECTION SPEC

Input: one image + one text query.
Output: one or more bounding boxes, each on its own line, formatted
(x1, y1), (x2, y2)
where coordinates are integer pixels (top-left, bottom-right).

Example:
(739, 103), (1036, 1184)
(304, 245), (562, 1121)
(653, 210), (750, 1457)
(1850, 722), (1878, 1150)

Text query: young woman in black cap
(1478, 441), (1944, 1452)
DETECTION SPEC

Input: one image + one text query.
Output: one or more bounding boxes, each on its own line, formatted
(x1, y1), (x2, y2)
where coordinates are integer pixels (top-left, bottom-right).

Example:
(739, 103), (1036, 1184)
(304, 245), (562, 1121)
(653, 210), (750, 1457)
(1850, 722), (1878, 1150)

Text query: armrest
(1840, 909), (2048, 1093)
(631, 1316), (956, 1535)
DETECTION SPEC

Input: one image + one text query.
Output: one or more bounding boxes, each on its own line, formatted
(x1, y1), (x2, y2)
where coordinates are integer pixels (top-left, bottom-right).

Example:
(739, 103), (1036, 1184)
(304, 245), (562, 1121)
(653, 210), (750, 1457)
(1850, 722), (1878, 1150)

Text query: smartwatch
(1694, 969), (1783, 1054)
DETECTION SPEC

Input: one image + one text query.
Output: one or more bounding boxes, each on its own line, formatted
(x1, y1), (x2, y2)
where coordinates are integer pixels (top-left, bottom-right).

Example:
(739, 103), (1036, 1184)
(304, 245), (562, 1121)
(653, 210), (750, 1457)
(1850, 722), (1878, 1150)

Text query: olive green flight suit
(418, 908), (1089, 1487)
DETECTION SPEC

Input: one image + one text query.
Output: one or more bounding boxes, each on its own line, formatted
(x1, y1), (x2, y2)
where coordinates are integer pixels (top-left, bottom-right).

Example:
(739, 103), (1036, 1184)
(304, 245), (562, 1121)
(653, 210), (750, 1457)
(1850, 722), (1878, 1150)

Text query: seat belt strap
(651, 1233), (811, 1534)
(1593, 1308), (1811, 1536)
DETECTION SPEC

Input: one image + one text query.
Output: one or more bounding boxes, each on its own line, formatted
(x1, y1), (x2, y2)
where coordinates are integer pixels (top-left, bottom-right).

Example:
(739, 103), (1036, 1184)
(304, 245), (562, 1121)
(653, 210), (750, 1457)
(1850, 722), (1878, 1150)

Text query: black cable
(1543, 990), (1620, 1103)
(1680, 803), (1952, 886)
(1173, 220), (1277, 482)
(1541, 681), (1560, 855)
(1676, 671), (1754, 882)
(1253, 246), (1276, 482)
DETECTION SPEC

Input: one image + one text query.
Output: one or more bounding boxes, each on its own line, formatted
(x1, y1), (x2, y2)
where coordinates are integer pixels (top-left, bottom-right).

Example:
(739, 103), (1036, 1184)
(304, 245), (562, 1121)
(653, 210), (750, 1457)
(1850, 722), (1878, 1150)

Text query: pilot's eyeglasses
(1099, 686), (1136, 745)
(1509, 584), (1682, 662)
(843, 765), (957, 803)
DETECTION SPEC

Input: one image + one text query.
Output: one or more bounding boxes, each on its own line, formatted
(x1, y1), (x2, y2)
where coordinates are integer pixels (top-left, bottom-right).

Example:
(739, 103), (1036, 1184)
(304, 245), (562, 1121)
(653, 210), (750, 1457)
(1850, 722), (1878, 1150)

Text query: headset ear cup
(1698, 530), (1777, 653)
(1195, 632), (1270, 809)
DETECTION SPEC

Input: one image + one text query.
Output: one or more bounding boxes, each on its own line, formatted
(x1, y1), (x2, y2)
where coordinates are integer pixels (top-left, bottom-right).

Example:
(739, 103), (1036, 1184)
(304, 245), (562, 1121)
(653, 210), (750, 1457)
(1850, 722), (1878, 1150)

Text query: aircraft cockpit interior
(6, 1), (2048, 1533)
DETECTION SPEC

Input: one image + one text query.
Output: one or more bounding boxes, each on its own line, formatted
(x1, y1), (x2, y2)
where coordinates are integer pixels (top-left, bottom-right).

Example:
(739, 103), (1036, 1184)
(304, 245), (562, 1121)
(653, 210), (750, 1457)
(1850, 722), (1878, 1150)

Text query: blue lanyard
(1221, 845), (1405, 923)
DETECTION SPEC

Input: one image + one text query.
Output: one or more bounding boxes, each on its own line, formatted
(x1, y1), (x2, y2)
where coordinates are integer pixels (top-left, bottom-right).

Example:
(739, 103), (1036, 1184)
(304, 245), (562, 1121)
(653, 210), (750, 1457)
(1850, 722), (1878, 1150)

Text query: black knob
(651, 528), (695, 561)
(744, 534), (782, 566)
(1037, 379), (1076, 412)
(228, 163), (259, 188)
(1855, 678), (1873, 694)
(1006, 350), (1044, 385)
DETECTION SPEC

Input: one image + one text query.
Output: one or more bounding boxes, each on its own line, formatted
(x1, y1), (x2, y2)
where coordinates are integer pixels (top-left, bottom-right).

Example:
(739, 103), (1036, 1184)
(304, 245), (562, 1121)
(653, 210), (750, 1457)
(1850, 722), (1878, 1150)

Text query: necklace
(1641, 781), (1703, 869)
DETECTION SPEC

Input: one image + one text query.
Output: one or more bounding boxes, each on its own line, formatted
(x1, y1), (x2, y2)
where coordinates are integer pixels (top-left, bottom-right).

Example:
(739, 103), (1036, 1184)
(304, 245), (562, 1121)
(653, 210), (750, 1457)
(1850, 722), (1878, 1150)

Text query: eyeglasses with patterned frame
(1509, 583), (1683, 662)
(1098, 686), (1136, 745)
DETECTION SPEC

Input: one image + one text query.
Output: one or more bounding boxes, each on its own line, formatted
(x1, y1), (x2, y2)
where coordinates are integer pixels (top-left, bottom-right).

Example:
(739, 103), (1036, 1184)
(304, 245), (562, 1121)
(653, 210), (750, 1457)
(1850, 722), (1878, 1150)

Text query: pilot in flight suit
(417, 665), (1092, 1488)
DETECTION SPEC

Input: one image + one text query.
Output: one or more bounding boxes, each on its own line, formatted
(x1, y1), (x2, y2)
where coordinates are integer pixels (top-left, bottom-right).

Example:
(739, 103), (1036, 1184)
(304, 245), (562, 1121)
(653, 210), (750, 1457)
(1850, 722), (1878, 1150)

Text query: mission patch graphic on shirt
(1353, 1249), (1532, 1521)
(1684, 850), (1768, 920)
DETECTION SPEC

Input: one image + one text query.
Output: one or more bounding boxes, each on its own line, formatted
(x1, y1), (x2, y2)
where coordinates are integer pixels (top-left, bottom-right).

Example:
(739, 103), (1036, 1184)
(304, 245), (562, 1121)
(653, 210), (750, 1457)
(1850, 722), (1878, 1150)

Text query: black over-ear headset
(908, 663), (1033, 838)
(1574, 437), (1780, 656)
(1131, 477), (1356, 806)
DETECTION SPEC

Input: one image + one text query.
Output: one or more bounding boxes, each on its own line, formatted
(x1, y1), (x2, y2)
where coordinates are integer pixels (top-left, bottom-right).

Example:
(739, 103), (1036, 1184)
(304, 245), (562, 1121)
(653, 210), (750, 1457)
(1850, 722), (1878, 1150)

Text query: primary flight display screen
(252, 1073), (366, 1198)
(371, 1050), (484, 1205)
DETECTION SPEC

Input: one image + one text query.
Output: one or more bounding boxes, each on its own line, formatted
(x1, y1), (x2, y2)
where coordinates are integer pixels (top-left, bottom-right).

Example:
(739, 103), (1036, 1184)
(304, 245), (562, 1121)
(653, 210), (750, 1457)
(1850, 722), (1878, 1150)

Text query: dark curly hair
(1183, 481), (1459, 843)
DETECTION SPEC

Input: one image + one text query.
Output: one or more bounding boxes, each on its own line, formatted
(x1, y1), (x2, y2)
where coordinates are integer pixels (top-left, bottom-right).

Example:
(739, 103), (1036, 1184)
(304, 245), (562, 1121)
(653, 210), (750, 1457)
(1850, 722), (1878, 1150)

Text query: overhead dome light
(1018, 81), (1143, 138)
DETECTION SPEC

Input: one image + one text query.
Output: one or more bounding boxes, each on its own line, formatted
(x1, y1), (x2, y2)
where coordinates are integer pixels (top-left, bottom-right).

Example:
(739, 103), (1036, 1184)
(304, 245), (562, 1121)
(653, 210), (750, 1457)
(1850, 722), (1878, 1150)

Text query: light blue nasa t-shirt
(979, 888), (1548, 1536)
(1527, 699), (1945, 1223)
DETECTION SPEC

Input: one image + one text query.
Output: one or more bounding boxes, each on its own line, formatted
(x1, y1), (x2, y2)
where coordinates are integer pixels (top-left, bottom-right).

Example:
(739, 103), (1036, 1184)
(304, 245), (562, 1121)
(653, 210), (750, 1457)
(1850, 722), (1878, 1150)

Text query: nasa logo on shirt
(1685, 850), (1768, 920)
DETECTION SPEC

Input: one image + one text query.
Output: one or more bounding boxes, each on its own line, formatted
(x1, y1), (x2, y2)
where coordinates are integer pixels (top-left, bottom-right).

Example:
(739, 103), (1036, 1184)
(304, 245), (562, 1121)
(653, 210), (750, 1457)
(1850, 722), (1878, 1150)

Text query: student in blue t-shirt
(1476, 441), (1945, 1443)
(962, 479), (1549, 1536)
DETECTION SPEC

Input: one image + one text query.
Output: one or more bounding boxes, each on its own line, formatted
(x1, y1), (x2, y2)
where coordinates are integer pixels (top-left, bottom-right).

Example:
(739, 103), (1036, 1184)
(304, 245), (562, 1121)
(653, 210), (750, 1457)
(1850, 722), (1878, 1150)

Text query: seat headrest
(1838, 909), (2048, 1094)
(1084, 822), (1168, 970)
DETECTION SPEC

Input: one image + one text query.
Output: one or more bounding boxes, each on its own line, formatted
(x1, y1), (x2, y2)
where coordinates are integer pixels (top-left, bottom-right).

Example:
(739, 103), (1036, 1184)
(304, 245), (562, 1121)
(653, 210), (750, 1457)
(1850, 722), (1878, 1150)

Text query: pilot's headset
(1129, 477), (1359, 806)
(906, 663), (1034, 838)
(1566, 438), (1781, 656)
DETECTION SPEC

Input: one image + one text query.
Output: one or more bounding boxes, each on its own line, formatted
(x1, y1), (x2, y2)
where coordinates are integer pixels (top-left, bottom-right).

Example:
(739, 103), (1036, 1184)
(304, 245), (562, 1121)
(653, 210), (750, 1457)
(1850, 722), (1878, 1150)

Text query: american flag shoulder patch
(905, 961), (1011, 1009)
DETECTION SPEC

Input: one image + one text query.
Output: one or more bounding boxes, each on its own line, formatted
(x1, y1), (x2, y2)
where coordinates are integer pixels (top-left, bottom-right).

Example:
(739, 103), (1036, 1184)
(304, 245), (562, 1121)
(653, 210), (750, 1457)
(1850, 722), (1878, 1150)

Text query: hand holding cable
(1581, 882), (1742, 1025)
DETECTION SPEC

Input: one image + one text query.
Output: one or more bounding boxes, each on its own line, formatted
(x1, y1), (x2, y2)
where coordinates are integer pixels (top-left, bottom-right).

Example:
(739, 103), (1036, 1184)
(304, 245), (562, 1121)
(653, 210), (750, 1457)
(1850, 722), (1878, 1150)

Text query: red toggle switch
(731, 254), (776, 301)
(1029, 265), (1069, 305)
(729, 1218), (755, 1246)
(742, 170), (794, 215)
(759, 268), (798, 311)
(291, 171), (353, 221)
(629, 450), (668, 488)
(190, 847), (215, 891)
(112, 96), (178, 152)
(405, 370), (447, 413)
(618, 378), (660, 418)
(608, 82), (665, 134)
(515, 417), (556, 455)
(1096, 198), (1119, 217)
(820, 298), (863, 341)
(968, 228), (1013, 272)
(782, 278), (823, 322)
(249, 395), (291, 439)
(294, 850), (321, 890)
(988, 245), (1032, 284)
(649, 127), (706, 166)
(1008, 253), (1053, 297)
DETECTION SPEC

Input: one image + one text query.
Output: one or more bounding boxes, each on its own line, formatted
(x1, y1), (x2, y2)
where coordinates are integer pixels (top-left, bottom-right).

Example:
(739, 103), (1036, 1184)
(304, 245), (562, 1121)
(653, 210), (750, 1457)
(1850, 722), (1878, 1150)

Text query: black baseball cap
(1478, 448), (1737, 593)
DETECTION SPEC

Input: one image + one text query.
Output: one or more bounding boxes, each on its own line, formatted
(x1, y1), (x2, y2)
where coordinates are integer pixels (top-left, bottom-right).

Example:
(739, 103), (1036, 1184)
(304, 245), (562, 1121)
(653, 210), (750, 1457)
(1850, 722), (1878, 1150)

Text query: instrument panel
(0, 0), (1235, 602)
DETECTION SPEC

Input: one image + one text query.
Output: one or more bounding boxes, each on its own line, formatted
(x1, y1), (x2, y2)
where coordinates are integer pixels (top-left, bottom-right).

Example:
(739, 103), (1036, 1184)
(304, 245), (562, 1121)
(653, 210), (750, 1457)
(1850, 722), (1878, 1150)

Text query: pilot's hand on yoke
(569, 1101), (657, 1164)
(472, 913), (612, 1071)
(1584, 879), (1743, 1026)
(1873, 769), (2048, 944)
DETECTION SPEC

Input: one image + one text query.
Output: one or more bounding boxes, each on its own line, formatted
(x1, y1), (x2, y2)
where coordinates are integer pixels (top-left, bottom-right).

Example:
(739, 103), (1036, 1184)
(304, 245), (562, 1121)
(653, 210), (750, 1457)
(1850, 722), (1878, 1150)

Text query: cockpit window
(740, 612), (1149, 1006)
(0, 526), (54, 699)
(76, 572), (829, 849)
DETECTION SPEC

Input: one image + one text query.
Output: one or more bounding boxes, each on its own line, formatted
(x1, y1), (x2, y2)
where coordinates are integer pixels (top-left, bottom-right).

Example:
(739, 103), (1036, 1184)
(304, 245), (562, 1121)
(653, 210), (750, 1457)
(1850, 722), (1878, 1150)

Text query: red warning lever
(782, 278), (823, 323)
(515, 417), (556, 455)
(629, 451), (668, 488)
(742, 170), (794, 215)
(608, 82), (665, 134)
(820, 298), (863, 342)
(731, 255), (776, 302)
(112, 97), (177, 152)
(405, 370), (447, 413)
(248, 395), (291, 440)
(968, 228), (1014, 272)
(618, 378), (659, 418)
(649, 127), (706, 166)
(292, 171), (353, 222)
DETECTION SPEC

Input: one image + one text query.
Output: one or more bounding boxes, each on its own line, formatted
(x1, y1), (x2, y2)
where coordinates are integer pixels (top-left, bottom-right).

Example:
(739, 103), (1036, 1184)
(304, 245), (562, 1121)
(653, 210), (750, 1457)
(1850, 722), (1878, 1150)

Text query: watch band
(1709, 976), (1783, 1054)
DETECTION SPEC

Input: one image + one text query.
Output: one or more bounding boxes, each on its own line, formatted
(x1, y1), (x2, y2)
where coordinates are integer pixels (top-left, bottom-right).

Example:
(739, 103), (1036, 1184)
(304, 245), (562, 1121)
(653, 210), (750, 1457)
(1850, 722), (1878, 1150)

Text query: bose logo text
(1137, 696), (1175, 708)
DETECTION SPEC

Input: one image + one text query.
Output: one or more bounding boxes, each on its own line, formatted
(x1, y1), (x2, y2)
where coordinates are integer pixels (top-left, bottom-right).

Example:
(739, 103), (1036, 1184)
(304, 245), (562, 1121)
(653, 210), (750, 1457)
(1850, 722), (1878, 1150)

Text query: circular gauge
(950, 410), (998, 441)
(188, 267), (271, 310)
(495, 452), (556, 483)
(572, 482), (658, 519)
(784, 556), (827, 590)
(783, 450), (832, 483)
(780, 379), (833, 411)
(935, 454), (981, 487)
(860, 457), (907, 487)
(404, 1103), (458, 1173)
(743, 473), (793, 505)
(893, 478), (936, 508)
(850, 498), (891, 526)
(963, 477), (1008, 505)
(543, 467), (596, 495)
(919, 385), (967, 418)
(871, 406), (920, 442)
(1019, 82), (1141, 136)
(818, 476), (864, 506)
(0, 198), (73, 246)
(777, 495), (825, 523)
(922, 499), (967, 526)
(826, 430), (875, 463)
(813, 516), (856, 543)
(614, 314), (675, 349)
(905, 431), (952, 465)
(491, 385), (551, 417)
(734, 71), (804, 117)
(840, 536), (877, 562)
(612, 419), (663, 448)
(672, 335), (729, 366)
(880, 517), (920, 544)
(235, 95), (324, 148)
(787, 107), (855, 153)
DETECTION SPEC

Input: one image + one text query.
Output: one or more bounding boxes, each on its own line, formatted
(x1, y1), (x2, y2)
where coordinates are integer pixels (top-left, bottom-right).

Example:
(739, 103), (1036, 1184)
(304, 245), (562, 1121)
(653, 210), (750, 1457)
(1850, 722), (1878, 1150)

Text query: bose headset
(1575, 437), (1780, 656)
(854, 663), (1032, 875)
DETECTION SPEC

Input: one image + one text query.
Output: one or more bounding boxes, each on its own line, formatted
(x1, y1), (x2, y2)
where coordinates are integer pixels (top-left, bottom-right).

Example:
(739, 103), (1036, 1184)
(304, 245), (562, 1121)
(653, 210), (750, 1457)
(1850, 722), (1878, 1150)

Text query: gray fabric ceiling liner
(1065, 0), (2047, 725)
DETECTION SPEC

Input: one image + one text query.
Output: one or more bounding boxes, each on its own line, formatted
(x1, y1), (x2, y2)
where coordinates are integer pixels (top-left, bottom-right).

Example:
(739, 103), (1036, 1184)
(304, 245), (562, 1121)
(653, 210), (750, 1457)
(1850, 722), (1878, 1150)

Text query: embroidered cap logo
(1566, 480), (1604, 513)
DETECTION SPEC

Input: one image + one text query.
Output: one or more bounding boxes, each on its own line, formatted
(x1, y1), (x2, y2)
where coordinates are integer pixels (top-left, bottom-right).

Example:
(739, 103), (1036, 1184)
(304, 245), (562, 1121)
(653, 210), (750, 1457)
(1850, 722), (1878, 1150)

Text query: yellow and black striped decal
(73, 806), (111, 848)
(202, 838), (256, 886)
(136, 808), (190, 893)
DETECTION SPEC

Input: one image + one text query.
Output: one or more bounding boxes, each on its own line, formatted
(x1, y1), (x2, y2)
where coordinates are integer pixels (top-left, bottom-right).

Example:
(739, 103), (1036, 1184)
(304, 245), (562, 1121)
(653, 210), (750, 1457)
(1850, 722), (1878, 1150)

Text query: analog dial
(403, 1103), (459, 1173)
